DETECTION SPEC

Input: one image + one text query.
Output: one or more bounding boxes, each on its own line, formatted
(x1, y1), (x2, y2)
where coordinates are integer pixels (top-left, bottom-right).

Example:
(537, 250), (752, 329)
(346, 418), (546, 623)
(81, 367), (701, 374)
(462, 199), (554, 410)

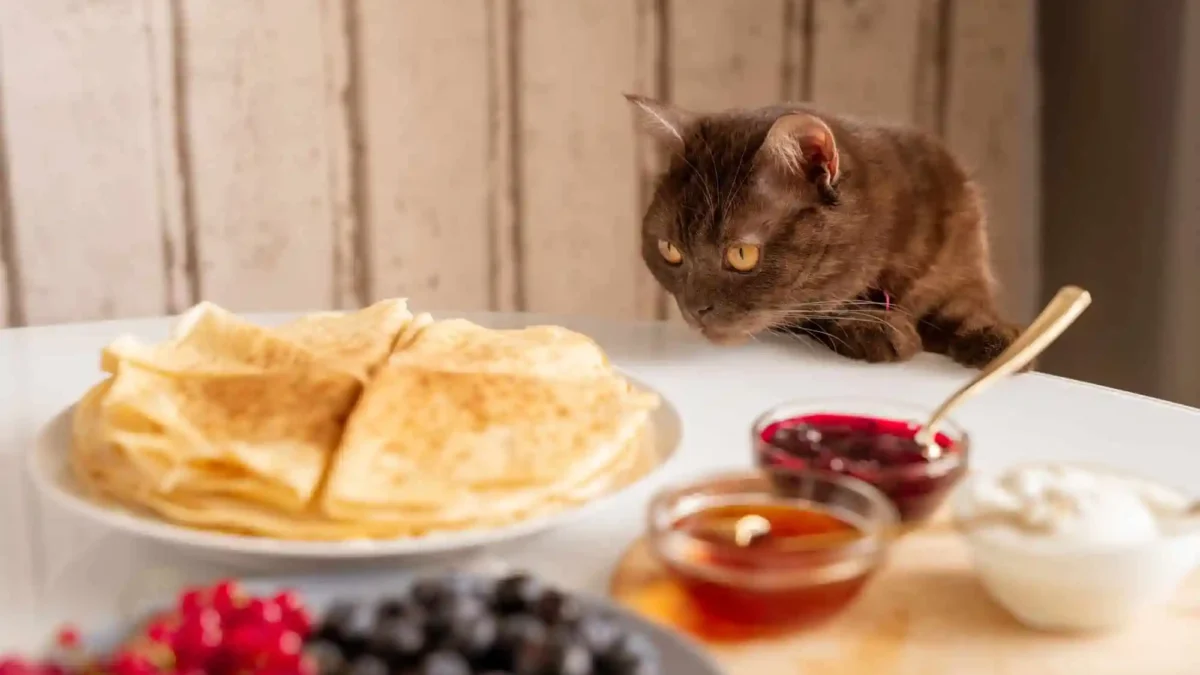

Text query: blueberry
(411, 577), (451, 609)
(598, 633), (657, 674)
(513, 632), (592, 675)
(510, 639), (547, 675)
(492, 614), (547, 670)
(413, 574), (486, 609)
(426, 593), (487, 639)
(317, 600), (357, 642)
(303, 640), (346, 675)
(418, 650), (472, 675)
(440, 614), (498, 661)
(369, 618), (426, 664)
(346, 654), (389, 675)
(494, 573), (543, 614)
(534, 589), (584, 626)
(319, 603), (375, 656)
(616, 661), (661, 675)
(495, 614), (547, 651)
(376, 595), (424, 624)
(550, 639), (594, 675)
(575, 616), (621, 654)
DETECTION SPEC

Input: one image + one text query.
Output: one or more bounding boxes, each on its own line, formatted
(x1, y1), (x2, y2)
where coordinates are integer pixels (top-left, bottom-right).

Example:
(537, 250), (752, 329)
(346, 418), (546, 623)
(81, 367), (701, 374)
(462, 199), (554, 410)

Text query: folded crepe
(387, 319), (612, 378)
(274, 299), (421, 378)
(320, 363), (659, 529)
(99, 362), (358, 511)
(78, 300), (417, 514)
(72, 303), (664, 541)
(101, 299), (416, 381)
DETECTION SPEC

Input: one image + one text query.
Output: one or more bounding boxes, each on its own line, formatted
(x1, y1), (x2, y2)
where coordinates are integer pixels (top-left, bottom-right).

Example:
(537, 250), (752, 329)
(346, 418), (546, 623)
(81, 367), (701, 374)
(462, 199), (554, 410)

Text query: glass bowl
(751, 398), (969, 525)
(646, 469), (897, 632)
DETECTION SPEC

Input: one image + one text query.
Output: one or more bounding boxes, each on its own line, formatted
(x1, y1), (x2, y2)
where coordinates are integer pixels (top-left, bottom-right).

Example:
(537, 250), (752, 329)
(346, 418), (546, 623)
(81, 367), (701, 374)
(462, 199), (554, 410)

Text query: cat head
(627, 95), (870, 344)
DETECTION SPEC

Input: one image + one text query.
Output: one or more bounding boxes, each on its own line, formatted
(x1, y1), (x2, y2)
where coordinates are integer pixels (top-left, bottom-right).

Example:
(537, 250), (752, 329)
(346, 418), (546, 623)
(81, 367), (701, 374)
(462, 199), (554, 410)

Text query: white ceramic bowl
(28, 374), (682, 566)
(952, 469), (1200, 632)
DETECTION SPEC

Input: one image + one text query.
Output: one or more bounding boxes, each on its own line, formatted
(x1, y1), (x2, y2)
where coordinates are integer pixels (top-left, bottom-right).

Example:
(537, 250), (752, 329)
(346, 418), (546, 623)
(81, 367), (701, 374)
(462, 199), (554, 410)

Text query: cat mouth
(698, 325), (753, 346)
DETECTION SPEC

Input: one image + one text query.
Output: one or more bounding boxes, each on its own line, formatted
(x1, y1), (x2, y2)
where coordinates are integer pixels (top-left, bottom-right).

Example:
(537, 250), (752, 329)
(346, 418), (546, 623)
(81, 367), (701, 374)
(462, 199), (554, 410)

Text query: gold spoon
(915, 285), (1093, 459)
(693, 514), (773, 546)
(696, 513), (866, 549)
(732, 514), (772, 546)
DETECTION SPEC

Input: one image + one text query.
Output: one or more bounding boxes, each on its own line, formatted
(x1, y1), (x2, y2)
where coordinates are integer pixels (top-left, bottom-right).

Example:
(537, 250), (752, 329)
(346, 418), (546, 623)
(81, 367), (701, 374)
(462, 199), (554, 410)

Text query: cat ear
(760, 113), (840, 203)
(624, 94), (693, 150)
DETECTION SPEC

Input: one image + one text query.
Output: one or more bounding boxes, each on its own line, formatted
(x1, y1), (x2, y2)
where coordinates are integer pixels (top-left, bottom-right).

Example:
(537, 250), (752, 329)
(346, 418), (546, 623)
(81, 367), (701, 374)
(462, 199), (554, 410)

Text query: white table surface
(2, 311), (1199, 650)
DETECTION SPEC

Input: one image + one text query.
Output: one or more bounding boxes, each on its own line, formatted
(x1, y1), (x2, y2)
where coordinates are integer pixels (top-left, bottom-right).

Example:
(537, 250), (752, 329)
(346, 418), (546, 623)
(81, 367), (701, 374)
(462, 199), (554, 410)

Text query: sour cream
(953, 463), (1200, 632)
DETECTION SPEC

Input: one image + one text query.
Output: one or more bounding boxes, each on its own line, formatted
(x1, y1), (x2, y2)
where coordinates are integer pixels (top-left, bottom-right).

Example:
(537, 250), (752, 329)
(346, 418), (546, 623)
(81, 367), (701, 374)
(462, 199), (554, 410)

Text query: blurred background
(0, 0), (1194, 407)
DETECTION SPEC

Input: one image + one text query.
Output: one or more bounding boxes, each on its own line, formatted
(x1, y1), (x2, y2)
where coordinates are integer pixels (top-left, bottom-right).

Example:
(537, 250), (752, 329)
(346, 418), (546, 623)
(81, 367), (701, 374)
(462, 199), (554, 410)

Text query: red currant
(171, 620), (222, 669)
(0, 658), (33, 675)
(223, 625), (269, 661)
(271, 590), (303, 614)
(177, 588), (206, 616)
(145, 620), (175, 644)
(272, 591), (313, 636)
(108, 651), (158, 675)
(53, 626), (81, 650)
(267, 631), (303, 666)
(185, 608), (221, 633)
(209, 580), (245, 618)
(237, 598), (283, 628)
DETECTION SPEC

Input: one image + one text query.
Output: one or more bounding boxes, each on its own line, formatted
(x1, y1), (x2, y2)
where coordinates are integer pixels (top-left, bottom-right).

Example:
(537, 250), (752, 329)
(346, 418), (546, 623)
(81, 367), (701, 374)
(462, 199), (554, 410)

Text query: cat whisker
(767, 300), (917, 321)
(806, 315), (893, 328)
(795, 324), (855, 354)
(727, 142), (753, 206)
(766, 327), (817, 355)
(770, 309), (893, 323)
(697, 133), (719, 214)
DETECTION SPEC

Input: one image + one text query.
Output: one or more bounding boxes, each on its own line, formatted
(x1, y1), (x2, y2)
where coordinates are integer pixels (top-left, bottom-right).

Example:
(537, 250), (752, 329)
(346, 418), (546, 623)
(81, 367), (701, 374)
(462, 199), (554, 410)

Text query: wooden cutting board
(610, 515), (1200, 675)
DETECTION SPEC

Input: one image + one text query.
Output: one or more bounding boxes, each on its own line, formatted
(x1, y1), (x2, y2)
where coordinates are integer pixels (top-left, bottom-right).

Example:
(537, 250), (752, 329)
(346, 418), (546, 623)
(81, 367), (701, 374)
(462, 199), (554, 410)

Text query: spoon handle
(918, 286), (1093, 445)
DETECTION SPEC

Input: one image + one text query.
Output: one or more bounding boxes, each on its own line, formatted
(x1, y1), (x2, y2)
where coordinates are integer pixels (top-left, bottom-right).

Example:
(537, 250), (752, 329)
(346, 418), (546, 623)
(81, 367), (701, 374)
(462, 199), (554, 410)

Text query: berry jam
(756, 413), (967, 523)
(660, 502), (873, 637)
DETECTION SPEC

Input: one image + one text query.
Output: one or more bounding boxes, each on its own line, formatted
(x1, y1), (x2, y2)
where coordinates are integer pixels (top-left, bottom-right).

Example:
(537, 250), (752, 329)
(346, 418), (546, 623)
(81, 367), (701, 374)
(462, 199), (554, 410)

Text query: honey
(655, 502), (875, 639)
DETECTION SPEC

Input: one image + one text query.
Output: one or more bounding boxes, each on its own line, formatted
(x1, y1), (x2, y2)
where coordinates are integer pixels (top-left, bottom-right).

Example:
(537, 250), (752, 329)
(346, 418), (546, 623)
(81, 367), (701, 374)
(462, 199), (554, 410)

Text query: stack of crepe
(70, 300), (660, 540)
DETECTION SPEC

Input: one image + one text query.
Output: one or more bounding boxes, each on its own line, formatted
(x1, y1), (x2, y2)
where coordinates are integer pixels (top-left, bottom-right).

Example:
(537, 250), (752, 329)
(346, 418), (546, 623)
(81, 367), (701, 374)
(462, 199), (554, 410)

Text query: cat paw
(947, 323), (1026, 370)
(818, 319), (922, 364)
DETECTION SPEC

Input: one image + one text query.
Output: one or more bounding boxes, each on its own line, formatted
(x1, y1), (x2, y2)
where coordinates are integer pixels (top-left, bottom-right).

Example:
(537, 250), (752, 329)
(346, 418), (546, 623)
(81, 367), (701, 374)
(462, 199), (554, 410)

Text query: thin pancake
(72, 301), (662, 541)
(101, 303), (337, 378)
(321, 364), (658, 523)
(388, 319), (612, 378)
(274, 298), (416, 377)
(98, 360), (359, 509)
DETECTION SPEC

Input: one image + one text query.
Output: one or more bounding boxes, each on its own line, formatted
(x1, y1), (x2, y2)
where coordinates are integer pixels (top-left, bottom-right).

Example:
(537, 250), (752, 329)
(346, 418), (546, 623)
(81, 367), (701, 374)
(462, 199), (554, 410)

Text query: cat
(626, 95), (1023, 369)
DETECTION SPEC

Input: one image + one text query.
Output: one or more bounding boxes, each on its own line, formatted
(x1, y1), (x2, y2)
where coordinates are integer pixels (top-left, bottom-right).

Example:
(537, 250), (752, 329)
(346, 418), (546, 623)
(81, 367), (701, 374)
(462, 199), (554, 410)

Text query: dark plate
(82, 569), (725, 675)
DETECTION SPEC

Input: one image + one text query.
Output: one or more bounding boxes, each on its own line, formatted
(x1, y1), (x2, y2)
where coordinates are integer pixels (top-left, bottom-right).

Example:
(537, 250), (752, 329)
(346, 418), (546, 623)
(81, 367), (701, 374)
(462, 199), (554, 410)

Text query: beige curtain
(1040, 0), (1200, 407)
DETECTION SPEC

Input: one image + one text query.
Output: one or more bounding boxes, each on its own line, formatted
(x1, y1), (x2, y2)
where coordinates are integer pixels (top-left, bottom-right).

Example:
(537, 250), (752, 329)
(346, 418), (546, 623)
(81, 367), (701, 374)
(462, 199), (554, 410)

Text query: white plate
(28, 374), (682, 562)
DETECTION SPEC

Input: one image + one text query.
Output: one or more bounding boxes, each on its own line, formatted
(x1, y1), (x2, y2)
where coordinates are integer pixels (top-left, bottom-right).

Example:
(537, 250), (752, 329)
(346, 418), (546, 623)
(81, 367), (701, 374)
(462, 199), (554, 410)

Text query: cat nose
(694, 305), (715, 322)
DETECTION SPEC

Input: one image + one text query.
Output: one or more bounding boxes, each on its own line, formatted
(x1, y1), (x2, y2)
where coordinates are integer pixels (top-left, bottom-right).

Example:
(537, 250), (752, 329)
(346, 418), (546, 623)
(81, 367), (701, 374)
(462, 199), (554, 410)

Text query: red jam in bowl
(755, 413), (967, 523)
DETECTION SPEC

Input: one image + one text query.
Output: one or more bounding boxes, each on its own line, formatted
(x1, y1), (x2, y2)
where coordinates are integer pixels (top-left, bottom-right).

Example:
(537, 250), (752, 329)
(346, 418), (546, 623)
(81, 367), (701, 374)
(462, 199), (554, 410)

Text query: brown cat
(626, 95), (1023, 368)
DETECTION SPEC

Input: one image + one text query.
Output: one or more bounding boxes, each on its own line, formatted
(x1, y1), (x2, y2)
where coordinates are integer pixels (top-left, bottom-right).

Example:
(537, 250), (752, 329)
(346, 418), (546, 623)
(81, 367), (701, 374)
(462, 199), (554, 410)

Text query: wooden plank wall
(0, 0), (1039, 328)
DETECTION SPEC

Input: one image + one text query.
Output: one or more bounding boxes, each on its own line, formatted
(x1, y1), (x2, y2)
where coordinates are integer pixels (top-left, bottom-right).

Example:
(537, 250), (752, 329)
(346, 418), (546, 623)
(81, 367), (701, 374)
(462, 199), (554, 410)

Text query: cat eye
(658, 239), (683, 265)
(725, 244), (761, 272)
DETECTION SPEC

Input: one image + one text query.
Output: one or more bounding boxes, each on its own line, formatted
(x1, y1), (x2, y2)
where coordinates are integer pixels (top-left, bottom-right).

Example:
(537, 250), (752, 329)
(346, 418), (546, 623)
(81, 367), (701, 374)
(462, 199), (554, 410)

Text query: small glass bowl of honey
(752, 398), (970, 525)
(647, 469), (898, 632)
